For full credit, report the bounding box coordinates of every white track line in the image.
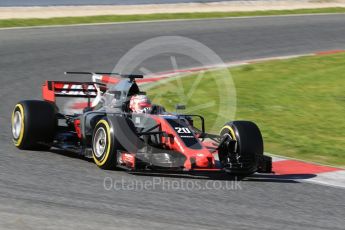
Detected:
[266,153,345,189]
[1,12,345,31]
[302,170,345,189]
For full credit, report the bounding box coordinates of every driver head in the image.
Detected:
[129,94,152,113]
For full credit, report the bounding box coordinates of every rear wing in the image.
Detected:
[42,81,107,102]
[65,72,143,82]
[42,72,145,102]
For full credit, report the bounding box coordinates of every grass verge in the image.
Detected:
[1,7,345,28]
[147,53,345,167]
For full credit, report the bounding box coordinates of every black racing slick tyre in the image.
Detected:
[92,118,118,170]
[11,100,57,150]
[92,116,140,170]
[220,121,264,175]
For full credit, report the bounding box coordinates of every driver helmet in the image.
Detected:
[129,94,152,113]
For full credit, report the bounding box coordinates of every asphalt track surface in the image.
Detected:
[0,14,345,230]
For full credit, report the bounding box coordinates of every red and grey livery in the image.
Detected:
[11,72,272,176]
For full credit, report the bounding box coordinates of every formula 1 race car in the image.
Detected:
[11,72,272,176]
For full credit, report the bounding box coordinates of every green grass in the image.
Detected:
[1,7,345,28]
[147,53,345,167]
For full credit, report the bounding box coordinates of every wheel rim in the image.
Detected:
[12,111,22,139]
[93,127,107,158]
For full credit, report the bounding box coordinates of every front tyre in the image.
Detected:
[219,121,264,175]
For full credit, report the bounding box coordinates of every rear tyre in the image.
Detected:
[11,100,57,150]
[92,116,141,170]
[92,118,118,170]
[220,121,264,175]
